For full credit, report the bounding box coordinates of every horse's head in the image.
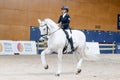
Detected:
[38,19,49,36]
[38,18,59,36]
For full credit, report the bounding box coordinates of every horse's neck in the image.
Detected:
[47,24,59,35]
[46,18,60,36]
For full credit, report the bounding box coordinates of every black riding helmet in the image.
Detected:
[61,6,69,12]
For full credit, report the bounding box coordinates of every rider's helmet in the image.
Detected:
[61,5,69,12]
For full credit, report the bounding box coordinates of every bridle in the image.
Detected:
[40,24,61,37]
[40,24,49,37]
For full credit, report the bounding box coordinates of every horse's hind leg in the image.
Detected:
[41,48,51,69]
[76,58,83,75]
[75,49,84,75]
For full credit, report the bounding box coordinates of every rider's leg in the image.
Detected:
[66,30,75,51]
[69,37,74,51]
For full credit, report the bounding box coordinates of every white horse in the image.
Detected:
[38,18,95,76]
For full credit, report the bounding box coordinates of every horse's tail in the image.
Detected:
[82,43,100,61]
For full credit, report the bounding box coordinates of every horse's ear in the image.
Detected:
[38,19,41,24]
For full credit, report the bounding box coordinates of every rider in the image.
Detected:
[57,5,75,51]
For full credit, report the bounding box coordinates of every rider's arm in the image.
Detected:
[57,15,62,23]
[57,15,62,27]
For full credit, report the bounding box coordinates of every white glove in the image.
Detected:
[56,23,61,27]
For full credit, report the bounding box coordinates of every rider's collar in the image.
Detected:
[63,13,67,18]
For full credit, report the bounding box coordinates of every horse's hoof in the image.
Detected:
[76,69,82,75]
[44,65,49,70]
[63,50,67,54]
[55,74,60,76]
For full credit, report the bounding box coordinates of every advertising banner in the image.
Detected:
[0,40,14,55]
[0,40,37,55]
[14,41,37,55]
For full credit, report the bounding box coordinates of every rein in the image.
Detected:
[48,27,61,36]
[41,24,61,37]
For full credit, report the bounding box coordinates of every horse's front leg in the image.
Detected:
[56,49,63,76]
[41,48,51,69]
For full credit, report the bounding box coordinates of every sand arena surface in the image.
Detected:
[0,54,120,80]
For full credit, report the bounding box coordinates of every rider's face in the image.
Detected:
[61,9,67,14]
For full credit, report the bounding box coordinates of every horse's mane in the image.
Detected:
[44,18,58,28]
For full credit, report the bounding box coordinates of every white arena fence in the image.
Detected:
[99,42,115,54]
[36,41,116,54]
[36,41,47,54]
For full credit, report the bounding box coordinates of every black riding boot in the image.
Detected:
[69,38,75,51]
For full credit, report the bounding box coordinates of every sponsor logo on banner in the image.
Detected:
[0,43,3,52]
[17,43,24,52]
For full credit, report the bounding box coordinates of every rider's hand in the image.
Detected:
[57,23,62,28]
